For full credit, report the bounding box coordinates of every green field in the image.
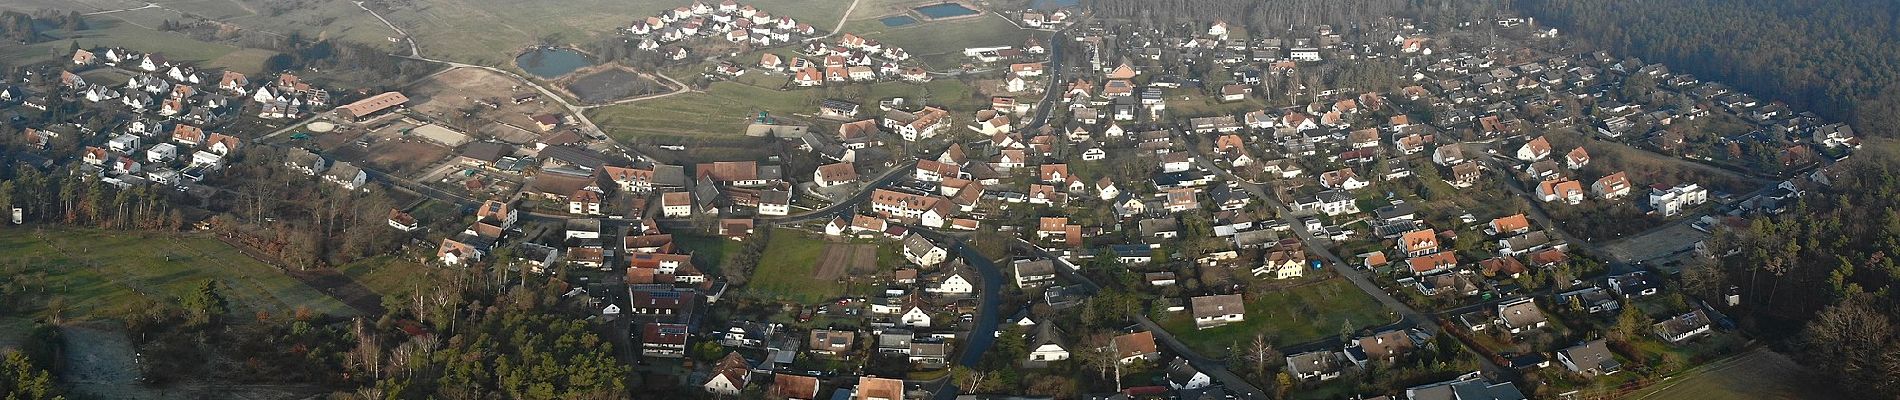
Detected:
[844,13,1035,69]
[0,17,260,67]
[589,82,821,140]
[0,228,357,320]
[741,228,842,304]
[677,234,744,275]
[1158,278,1393,355]
[1624,348,1832,400]
[334,255,433,301]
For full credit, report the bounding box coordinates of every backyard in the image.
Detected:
[1157,278,1393,356]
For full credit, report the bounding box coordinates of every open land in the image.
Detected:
[1157,278,1393,355]
[0,228,358,319]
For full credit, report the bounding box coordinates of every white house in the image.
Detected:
[902,234,948,266]
[1190,294,1245,329]
[1648,183,1708,217]
[900,306,932,328]
[928,271,975,295]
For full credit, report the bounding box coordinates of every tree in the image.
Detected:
[0,351,58,400]
[1610,304,1647,342]
[182,279,229,327]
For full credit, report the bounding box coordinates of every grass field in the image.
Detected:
[742,228,847,304]
[589,82,820,140]
[0,18,256,67]
[1158,278,1393,356]
[677,234,744,276]
[844,13,1034,69]
[0,228,357,320]
[333,255,433,301]
[1624,348,1832,400]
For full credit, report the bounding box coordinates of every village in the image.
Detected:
[0,0,1861,399]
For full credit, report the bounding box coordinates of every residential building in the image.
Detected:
[1190,294,1245,329]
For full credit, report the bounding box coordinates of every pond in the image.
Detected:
[914,3,979,19]
[515,47,593,79]
[880,15,918,27]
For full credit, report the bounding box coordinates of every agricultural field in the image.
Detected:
[0,228,358,320]
[1157,277,1393,355]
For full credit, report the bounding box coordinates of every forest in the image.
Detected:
[1691,143,1900,398]
[1079,0,1506,33]
[1518,0,1900,138]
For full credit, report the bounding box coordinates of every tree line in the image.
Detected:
[1699,144,1900,397]
[1080,0,1505,33]
[1519,0,1900,138]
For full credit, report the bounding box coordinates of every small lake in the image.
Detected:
[515,47,593,79]
[1029,0,1079,8]
[880,15,918,26]
[914,3,979,19]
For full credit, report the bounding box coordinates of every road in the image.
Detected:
[760,160,917,223]
[1021,30,1071,131]
[802,0,862,42]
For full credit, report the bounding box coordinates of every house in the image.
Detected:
[819,99,860,118]
[1219,84,1249,102]
[702,352,751,396]
[1113,331,1160,364]
[1256,249,1306,279]
[1013,259,1057,288]
[323,161,368,190]
[568,190,603,215]
[1167,358,1213,389]
[1592,172,1632,199]
[1480,256,1528,278]
[1319,169,1368,191]
[661,192,694,217]
[1448,162,1483,188]
[1536,179,1585,205]
[1558,340,1621,377]
[1497,297,1549,333]
[899,305,932,327]
[1346,329,1419,366]
[1404,373,1527,400]
[1654,309,1713,343]
[437,238,483,266]
[1286,350,1344,381]
[1566,147,1591,169]
[1190,294,1245,329]
[1489,214,1532,236]
[1296,190,1360,216]
[1609,271,1662,298]
[1026,324,1070,363]
[1498,231,1556,257]
[758,190,791,216]
[809,329,855,356]
[901,234,947,266]
[884,106,952,141]
[771,373,822,400]
[1398,229,1439,257]
[928,268,976,295]
[1516,136,1552,162]
[1408,252,1458,275]
[642,323,690,358]
[854,376,905,400]
[1649,183,1708,217]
